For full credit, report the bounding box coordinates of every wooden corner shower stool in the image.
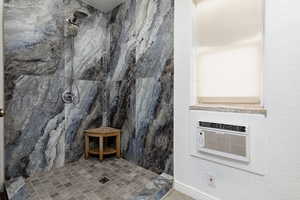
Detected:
[84,127,121,161]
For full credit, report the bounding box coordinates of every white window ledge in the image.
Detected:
[189,104,267,116]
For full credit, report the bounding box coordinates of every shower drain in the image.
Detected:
[99,177,110,184]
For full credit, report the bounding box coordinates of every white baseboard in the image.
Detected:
[174,180,221,200]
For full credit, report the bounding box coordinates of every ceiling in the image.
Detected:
[82,0,126,13]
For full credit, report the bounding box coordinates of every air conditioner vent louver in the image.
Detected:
[204,131,247,157]
[197,121,250,162]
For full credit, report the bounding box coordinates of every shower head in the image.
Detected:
[67,8,90,26]
[66,8,90,37]
[74,9,89,19]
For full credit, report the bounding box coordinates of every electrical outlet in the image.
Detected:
[207,173,216,188]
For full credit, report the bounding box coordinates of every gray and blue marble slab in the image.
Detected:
[106,79,136,160]
[5,75,65,178]
[135,77,173,175]
[5,176,26,200]
[107,0,174,175]
[135,173,173,200]
[135,0,174,78]
[65,80,104,162]
[4,0,64,77]
[4,0,174,180]
[64,0,111,81]
[108,0,137,81]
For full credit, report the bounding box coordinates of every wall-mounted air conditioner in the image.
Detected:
[196,121,250,162]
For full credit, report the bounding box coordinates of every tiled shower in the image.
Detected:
[2,0,173,199]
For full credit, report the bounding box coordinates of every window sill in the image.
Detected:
[189,104,267,116]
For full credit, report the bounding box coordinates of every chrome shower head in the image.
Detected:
[67,8,90,26]
[74,9,89,19]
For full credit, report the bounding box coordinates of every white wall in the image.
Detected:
[174,0,300,200]
[0,0,4,191]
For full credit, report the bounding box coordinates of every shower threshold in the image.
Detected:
[22,158,172,200]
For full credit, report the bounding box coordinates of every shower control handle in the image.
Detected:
[0,108,5,117]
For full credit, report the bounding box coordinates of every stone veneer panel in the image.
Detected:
[107,0,174,175]
[4,0,174,179]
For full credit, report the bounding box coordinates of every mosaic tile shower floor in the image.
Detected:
[23,158,172,200]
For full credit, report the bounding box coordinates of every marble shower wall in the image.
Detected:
[63,0,110,163]
[107,0,174,175]
[4,0,174,179]
[4,0,65,179]
[4,0,109,178]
